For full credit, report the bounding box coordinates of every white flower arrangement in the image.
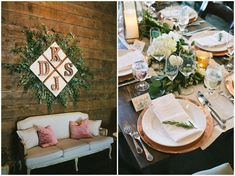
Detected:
[169,55,183,66]
[147,32,182,58]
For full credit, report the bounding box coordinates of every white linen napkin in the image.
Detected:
[151,93,203,142]
[194,31,233,48]
[160,6,194,19]
[118,50,144,72]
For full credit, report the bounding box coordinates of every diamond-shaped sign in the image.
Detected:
[30,42,78,97]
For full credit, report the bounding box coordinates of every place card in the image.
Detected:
[130,40,145,52]
[131,93,151,112]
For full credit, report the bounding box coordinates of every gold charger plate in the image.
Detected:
[137,97,214,154]
[225,72,234,96]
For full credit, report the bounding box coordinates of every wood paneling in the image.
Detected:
[1,1,117,161]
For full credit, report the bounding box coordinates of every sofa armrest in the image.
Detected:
[99,128,108,136]
[18,138,27,157]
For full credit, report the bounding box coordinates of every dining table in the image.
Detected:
[118,3,234,174]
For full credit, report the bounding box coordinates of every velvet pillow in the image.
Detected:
[70,120,93,139]
[36,125,58,148]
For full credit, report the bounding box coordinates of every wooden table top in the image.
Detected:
[118,10,230,169]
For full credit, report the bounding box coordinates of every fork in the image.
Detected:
[219,91,234,103]
[123,125,143,154]
[133,131,154,161]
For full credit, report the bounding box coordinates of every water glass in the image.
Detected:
[132,60,149,92]
[164,57,178,81]
[204,64,223,94]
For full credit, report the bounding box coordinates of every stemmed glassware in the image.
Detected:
[178,6,189,35]
[224,29,234,72]
[204,64,223,95]
[179,49,196,95]
[164,57,179,81]
[132,60,149,92]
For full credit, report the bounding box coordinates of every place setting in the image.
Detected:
[118,1,234,172]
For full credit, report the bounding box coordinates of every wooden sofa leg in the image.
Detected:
[109,146,112,159]
[75,157,79,171]
[27,168,31,175]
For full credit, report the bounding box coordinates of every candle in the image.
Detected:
[123,2,139,43]
[196,50,212,69]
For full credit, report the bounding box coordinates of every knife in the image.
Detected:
[197,91,226,129]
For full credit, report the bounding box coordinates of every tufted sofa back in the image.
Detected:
[17,112,88,139]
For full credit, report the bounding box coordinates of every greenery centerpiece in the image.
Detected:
[3,26,92,111]
[139,11,204,99]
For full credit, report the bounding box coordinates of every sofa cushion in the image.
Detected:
[17,112,88,139]
[57,138,90,157]
[80,136,113,150]
[25,146,63,167]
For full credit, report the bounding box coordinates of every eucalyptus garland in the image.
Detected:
[3,26,92,111]
[139,10,171,38]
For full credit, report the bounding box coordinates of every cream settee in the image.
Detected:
[16,112,113,174]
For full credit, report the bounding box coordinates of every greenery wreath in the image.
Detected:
[4,26,92,111]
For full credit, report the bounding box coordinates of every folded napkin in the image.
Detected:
[118,50,144,72]
[194,31,233,48]
[160,6,194,19]
[151,93,202,142]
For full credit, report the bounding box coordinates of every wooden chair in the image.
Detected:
[198,1,234,31]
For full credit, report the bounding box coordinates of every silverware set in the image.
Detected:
[123,123,153,161]
[197,91,226,129]
[184,26,216,37]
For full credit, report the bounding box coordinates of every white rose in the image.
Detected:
[169,55,183,66]
[182,45,189,52]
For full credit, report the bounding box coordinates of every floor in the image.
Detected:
[16,143,117,175]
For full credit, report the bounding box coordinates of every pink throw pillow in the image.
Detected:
[70,120,93,139]
[36,125,58,148]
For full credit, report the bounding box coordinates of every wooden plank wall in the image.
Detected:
[2,1,117,158]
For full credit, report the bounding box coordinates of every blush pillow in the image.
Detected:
[36,125,58,148]
[70,120,93,139]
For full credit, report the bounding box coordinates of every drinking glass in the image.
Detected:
[132,60,149,92]
[164,57,179,81]
[224,29,234,72]
[204,64,223,95]
[179,50,196,95]
[150,27,161,44]
[178,6,189,35]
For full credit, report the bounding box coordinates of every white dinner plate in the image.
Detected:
[142,99,207,147]
[190,30,234,52]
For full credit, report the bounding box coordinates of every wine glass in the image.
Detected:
[204,64,223,95]
[178,6,189,35]
[224,29,234,72]
[132,60,149,92]
[179,49,196,95]
[164,57,179,81]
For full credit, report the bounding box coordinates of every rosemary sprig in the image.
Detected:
[162,120,195,129]
[218,33,223,41]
